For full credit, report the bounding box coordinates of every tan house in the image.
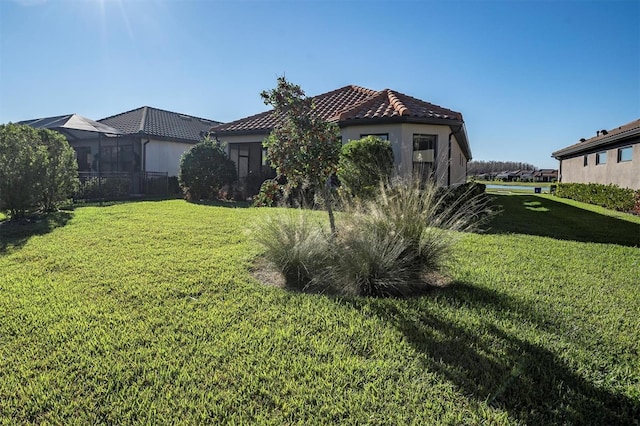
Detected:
[210,85,471,189]
[552,119,639,190]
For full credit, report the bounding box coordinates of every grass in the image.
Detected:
[1,197,638,424]
[474,179,553,187]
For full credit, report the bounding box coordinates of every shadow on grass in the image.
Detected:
[187,199,252,208]
[342,283,639,424]
[487,194,640,247]
[0,211,73,254]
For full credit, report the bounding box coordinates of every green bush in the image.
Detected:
[75,177,130,200]
[253,179,283,207]
[0,124,78,218]
[337,136,394,199]
[179,137,237,201]
[556,183,638,213]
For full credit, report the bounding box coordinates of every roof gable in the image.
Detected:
[99,106,222,142]
[211,85,464,134]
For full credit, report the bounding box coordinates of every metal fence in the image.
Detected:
[75,171,169,201]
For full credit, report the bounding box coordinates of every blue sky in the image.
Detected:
[1,0,638,169]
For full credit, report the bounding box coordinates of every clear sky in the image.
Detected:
[1,0,638,169]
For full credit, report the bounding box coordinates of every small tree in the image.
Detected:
[0,124,48,218]
[38,128,79,212]
[179,136,237,201]
[338,136,394,199]
[261,77,341,233]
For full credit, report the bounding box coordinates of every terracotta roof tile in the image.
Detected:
[211,85,463,134]
[99,106,222,142]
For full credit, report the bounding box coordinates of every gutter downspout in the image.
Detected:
[142,138,150,194]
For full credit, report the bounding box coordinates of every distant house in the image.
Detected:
[211,85,472,189]
[519,170,536,182]
[495,170,520,182]
[534,169,558,183]
[98,106,221,177]
[552,119,639,190]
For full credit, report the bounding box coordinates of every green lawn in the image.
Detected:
[1,197,638,424]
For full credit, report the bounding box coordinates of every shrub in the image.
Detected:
[337,136,394,199]
[0,124,78,217]
[253,179,283,207]
[179,137,237,201]
[75,177,130,200]
[556,183,637,213]
[38,129,79,211]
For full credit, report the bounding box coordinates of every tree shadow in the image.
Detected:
[341,283,639,424]
[487,194,640,247]
[0,211,73,254]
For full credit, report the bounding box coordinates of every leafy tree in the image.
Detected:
[39,128,79,212]
[0,124,48,217]
[261,77,341,233]
[179,136,237,201]
[338,136,394,199]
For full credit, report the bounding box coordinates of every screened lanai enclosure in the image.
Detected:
[20,114,168,200]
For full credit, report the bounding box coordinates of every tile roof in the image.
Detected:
[552,118,640,158]
[211,85,463,134]
[99,106,222,143]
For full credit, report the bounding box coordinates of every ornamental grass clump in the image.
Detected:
[253,210,333,292]
[255,177,494,297]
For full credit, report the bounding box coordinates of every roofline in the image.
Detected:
[98,105,222,125]
[552,127,640,159]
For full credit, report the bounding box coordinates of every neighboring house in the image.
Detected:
[495,171,520,182]
[534,169,558,183]
[98,106,221,178]
[552,119,639,190]
[210,85,471,188]
[519,170,536,182]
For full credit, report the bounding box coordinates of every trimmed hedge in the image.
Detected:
[556,183,640,214]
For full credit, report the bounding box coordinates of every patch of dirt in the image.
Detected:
[250,258,286,288]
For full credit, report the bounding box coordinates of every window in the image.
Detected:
[261,148,268,167]
[583,155,588,167]
[360,133,388,140]
[618,146,632,162]
[413,134,437,179]
[100,144,134,172]
[595,151,607,165]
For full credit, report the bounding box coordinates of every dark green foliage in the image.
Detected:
[337,136,394,199]
[38,129,79,211]
[75,177,130,200]
[556,182,638,213]
[167,176,181,196]
[253,179,282,207]
[179,137,237,201]
[0,124,78,217]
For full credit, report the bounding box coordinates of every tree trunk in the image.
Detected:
[324,177,336,235]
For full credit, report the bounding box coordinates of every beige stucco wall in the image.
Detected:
[216,122,469,187]
[145,139,196,177]
[341,122,467,186]
[560,142,640,190]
